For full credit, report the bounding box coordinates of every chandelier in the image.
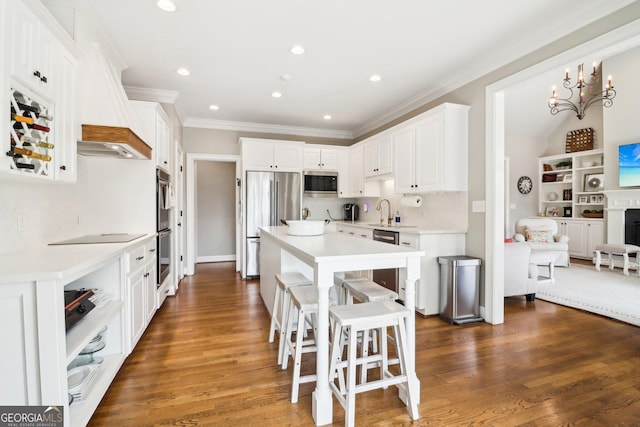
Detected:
[548,63,615,120]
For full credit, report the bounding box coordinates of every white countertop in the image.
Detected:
[0,233,155,283]
[332,221,465,235]
[260,226,424,263]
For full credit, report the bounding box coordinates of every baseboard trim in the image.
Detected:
[197,255,236,263]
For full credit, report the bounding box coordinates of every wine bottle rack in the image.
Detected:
[8,86,54,177]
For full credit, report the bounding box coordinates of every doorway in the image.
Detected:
[485,21,640,324]
[185,153,241,276]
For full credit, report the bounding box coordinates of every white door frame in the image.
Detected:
[185,153,241,276]
[485,20,640,324]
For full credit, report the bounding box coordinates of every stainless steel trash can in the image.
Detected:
[438,256,483,325]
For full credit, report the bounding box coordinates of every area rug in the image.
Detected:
[536,264,640,327]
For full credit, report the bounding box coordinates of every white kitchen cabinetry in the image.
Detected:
[555,218,604,259]
[130,101,172,171]
[399,231,466,316]
[1,0,80,181]
[126,236,157,353]
[363,133,393,178]
[345,145,380,198]
[240,138,304,172]
[0,238,163,427]
[394,103,469,193]
[303,146,339,171]
[338,148,350,197]
[336,223,373,239]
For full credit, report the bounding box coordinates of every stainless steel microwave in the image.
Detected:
[303,171,338,197]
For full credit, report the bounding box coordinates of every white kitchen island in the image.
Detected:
[259,226,425,426]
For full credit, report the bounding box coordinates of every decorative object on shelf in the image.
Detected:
[582,210,604,218]
[563,189,572,201]
[548,63,615,120]
[582,161,596,167]
[545,206,560,217]
[555,160,572,170]
[547,191,559,201]
[542,173,556,182]
[565,128,595,153]
[563,206,572,217]
[543,163,553,171]
[578,196,588,203]
[584,173,604,192]
[563,174,573,182]
[590,195,599,203]
[517,176,532,194]
[596,194,604,203]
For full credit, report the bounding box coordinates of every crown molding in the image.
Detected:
[182,118,353,140]
[124,86,179,104]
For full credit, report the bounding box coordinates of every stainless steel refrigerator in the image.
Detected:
[245,171,301,277]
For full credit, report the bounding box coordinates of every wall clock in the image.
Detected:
[517,176,532,194]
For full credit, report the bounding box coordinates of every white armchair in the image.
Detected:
[504,242,538,301]
[514,218,570,267]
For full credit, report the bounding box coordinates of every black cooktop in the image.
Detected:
[49,233,146,245]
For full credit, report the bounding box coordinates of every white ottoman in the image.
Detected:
[594,243,640,276]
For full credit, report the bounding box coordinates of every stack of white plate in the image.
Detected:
[89,289,110,308]
[67,364,100,401]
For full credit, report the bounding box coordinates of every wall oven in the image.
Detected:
[156,168,172,285]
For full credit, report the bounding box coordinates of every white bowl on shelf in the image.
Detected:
[582,161,596,167]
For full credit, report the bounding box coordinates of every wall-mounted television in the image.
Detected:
[619,142,640,187]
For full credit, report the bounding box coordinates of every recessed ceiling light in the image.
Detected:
[209,105,219,111]
[110,145,119,150]
[369,74,382,82]
[271,91,283,98]
[176,68,190,76]
[290,45,305,55]
[156,0,177,12]
[280,74,292,81]
[323,115,332,120]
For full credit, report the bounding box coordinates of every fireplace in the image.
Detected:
[625,209,640,246]
[604,189,640,244]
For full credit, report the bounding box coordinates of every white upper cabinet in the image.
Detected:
[303,146,339,171]
[2,0,80,181]
[343,144,380,198]
[10,2,57,100]
[363,133,393,178]
[394,103,469,193]
[240,138,304,172]
[130,101,172,172]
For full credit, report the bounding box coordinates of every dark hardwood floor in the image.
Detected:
[89,262,640,426]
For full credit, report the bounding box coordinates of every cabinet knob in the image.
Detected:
[33,70,41,78]
[41,75,47,83]
[59,165,66,171]
[136,256,144,261]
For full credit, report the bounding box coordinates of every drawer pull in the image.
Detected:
[136,256,144,261]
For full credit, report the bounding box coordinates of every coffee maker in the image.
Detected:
[343,203,359,221]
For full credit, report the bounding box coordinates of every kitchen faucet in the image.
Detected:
[376,199,393,226]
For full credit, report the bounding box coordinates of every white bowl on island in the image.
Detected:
[284,220,329,236]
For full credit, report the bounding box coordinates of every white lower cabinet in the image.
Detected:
[126,237,157,353]
[555,218,604,259]
[399,232,466,316]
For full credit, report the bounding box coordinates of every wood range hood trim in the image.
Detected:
[79,124,152,160]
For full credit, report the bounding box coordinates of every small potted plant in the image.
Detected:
[555,160,572,170]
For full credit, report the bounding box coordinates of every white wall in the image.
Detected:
[196,161,236,261]
[603,44,640,191]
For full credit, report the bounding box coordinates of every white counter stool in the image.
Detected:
[341,278,399,304]
[340,277,399,371]
[269,272,313,365]
[328,300,419,427]
[281,286,319,403]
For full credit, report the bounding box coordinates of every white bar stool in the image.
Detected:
[328,300,419,427]
[342,278,399,304]
[268,272,313,366]
[282,286,319,403]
